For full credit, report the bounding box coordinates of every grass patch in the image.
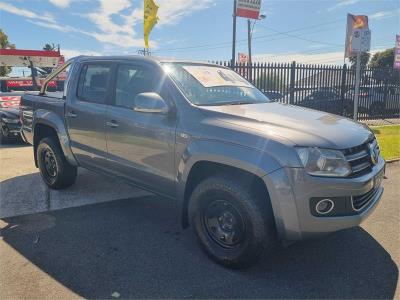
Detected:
[371,125,400,161]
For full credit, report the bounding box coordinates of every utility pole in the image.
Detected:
[247,14,265,65]
[231,0,237,68]
[247,19,252,65]
[353,51,361,121]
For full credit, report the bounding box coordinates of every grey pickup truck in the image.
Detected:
[20,56,385,268]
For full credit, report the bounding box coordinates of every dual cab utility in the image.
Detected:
[20,56,385,268]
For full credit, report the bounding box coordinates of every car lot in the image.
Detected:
[0,142,399,299]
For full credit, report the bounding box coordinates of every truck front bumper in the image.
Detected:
[263,156,385,241]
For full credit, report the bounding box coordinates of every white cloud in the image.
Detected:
[370,9,400,21]
[86,0,143,48]
[253,51,346,65]
[84,0,212,48]
[61,48,102,59]
[1,0,213,49]
[27,20,78,33]
[253,47,387,65]
[327,0,360,12]
[49,0,71,8]
[157,0,213,25]
[0,2,55,23]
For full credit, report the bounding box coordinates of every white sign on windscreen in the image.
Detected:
[182,66,252,88]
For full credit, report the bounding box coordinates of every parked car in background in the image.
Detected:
[21,56,385,268]
[345,85,400,117]
[262,90,283,101]
[0,92,23,144]
[297,89,353,117]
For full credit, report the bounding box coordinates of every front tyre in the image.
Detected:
[0,122,6,145]
[189,174,277,268]
[37,137,77,189]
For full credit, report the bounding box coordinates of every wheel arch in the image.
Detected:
[177,139,282,228]
[33,110,77,167]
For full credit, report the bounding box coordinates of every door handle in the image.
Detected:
[66,111,78,118]
[106,120,119,128]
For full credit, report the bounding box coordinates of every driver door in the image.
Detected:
[105,63,177,197]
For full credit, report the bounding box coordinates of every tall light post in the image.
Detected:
[247,14,266,65]
[231,0,237,68]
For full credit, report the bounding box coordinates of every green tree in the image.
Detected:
[348,52,370,69]
[369,48,395,68]
[368,48,399,85]
[0,29,16,77]
[42,43,58,74]
[43,43,56,51]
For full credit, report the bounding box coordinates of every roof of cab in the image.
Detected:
[71,55,224,67]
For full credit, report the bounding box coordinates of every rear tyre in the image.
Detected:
[189,174,277,268]
[37,137,77,189]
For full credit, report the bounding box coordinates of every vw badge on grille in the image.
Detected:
[369,143,378,165]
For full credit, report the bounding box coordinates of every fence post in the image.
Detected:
[383,78,388,118]
[289,61,296,104]
[340,63,347,116]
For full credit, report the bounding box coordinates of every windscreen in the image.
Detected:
[163,63,270,106]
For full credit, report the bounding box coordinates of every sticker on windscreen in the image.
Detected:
[182,66,252,88]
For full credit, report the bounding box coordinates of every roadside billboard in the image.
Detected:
[344,14,369,57]
[394,34,400,69]
[0,49,61,67]
[236,0,262,19]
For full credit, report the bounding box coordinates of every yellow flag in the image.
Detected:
[144,0,159,48]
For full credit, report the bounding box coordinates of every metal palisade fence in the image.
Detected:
[214,61,400,121]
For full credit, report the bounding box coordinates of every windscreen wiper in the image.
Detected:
[199,101,258,106]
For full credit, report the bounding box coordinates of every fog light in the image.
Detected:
[315,199,334,215]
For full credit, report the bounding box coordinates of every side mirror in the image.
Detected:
[133,92,169,114]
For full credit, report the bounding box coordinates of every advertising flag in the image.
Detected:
[144,0,159,48]
[344,14,369,57]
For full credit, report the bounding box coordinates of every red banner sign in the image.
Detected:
[6,80,57,88]
[0,96,21,108]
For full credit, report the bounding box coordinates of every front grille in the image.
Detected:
[352,187,379,211]
[343,138,378,177]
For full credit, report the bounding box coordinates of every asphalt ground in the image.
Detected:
[0,142,399,299]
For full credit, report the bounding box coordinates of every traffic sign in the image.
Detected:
[351,29,371,52]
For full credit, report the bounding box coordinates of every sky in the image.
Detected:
[0,0,399,74]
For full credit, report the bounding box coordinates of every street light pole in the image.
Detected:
[247,19,252,65]
[231,0,237,68]
[247,14,265,65]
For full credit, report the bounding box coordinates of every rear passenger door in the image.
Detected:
[105,63,176,196]
[66,62,113,170]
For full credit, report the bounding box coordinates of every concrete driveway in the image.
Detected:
[1,143,399,299]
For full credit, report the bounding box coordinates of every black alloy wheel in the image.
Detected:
[202,199,246,249]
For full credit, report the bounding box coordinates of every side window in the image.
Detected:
[115,64,155,109]
[77,64,111,104]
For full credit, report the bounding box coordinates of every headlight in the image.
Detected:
[1,117,19,124]
[296,147,351,177]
